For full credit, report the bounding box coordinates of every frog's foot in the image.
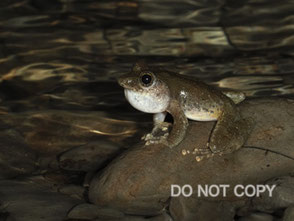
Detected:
[144,133,169,146]
[209,131,233,154]
[142,122,171,146]
[193,146,212,156]
[208,116,254,154]
[192,146,214,162]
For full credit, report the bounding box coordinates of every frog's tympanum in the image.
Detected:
[118,62,252,157]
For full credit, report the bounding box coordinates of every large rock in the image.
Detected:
[89,98,294,218]
[59,140,122,172]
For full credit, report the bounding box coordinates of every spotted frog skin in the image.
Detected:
[118,62,252,156]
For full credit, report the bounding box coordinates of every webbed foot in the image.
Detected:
[142,122,170,146]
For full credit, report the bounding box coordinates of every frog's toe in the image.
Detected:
[193,147,212,156]
[195,152,215,162]
[192,146,215,161]
[141,133,153,141]
[144,134,169,146]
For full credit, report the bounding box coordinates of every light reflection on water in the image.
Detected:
[1,0,294,147]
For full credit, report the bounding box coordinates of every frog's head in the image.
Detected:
[118,62,170,113]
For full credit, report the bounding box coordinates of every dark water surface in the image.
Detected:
[1,0,294,104]
[1,0,294,220]
[1,0,294,152]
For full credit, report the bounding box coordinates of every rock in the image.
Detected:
[0,128,37,178]
[95,216,145,221]
[59,140,122,171]
[58,184,86,200]
[150,213,173,221]
[169,196,237,221]
[67,203,125,220]
[0,178,82,221]
[94,213,172,221]
[237,212,274,221]
[283,206,294,221]
[38,155,60,171]
[88,98,294,216]
[252,176,294,212]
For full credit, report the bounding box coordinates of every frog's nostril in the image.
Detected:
[117,76,125,86]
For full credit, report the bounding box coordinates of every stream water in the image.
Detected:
[0,0,294,219]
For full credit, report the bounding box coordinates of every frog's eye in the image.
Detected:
[140,73,154,87]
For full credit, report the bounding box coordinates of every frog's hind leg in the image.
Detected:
[208,106,253,155]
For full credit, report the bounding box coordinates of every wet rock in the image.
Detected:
[67,203,125,220]
[149,213,173,221]
[94,213,172,221]
[283,206,294,221]
[89,98,294,216]
[169,196,237,221]
[58,184,86,200]
[252,176,294,212]
[0,178,82,221]
[38,155,60,171]
[42,170,84,187]
[237,212,274,221]
[0,128,37,178]
[59,140,121,171]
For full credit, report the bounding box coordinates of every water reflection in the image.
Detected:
[1,1,294,220]
[0,0,294,151]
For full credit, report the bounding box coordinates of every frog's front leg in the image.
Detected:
[208,105,250,154]
[143,112,170,144]
[165,100,189,148]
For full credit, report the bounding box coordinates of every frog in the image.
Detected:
[118,62,253,156]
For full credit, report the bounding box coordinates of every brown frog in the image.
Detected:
[118,62,253,156]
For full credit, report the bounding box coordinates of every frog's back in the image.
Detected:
[158,71,234,121]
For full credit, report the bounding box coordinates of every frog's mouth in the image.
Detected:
[118,78,134,90]
[117,76,127,87]
[117,73,138,90]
